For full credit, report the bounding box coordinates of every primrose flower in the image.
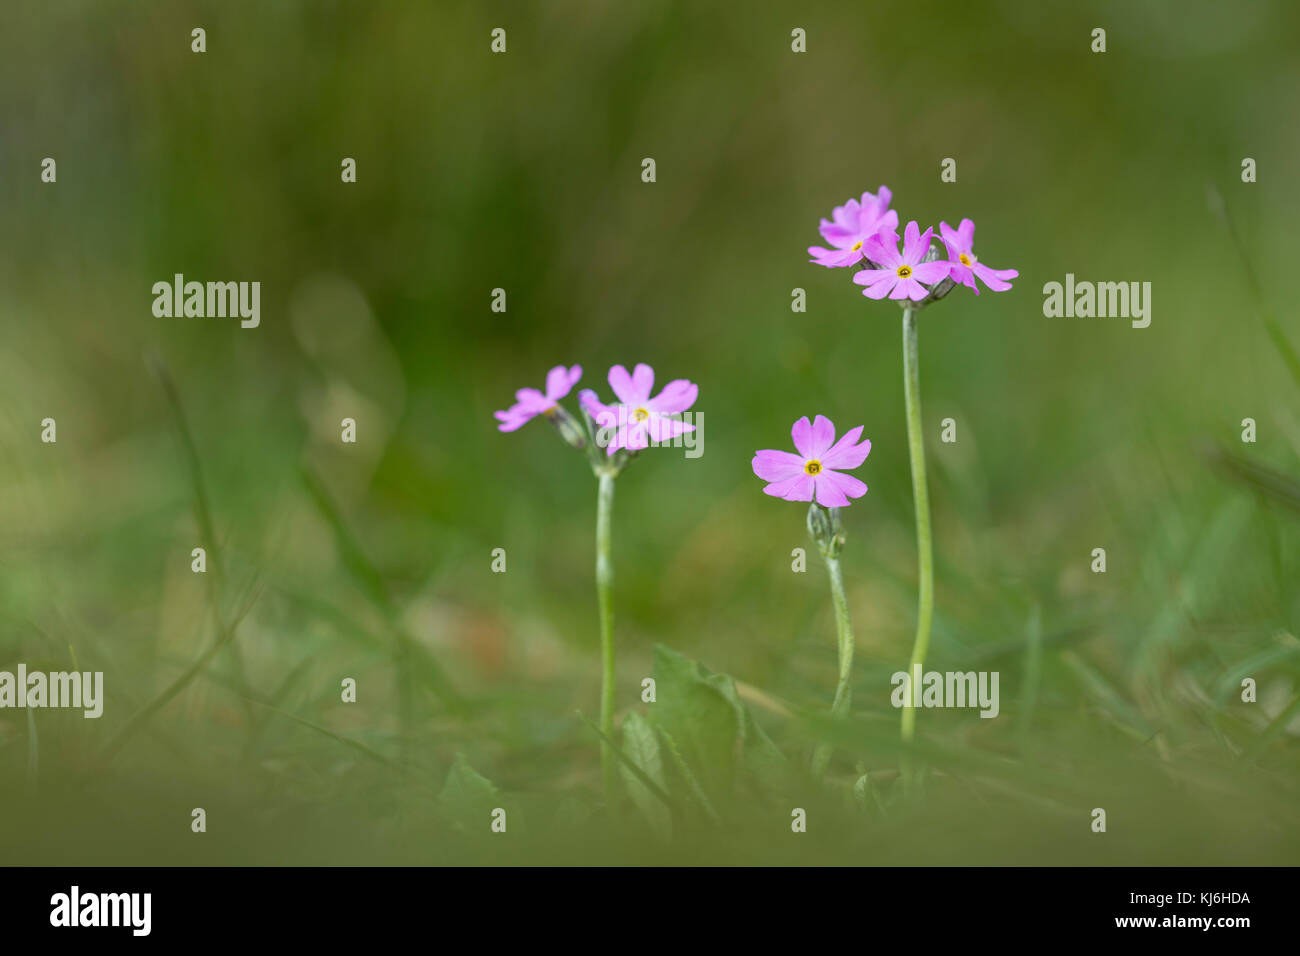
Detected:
[808,187,900,268]
[494,364,582,431]
[853,221,951,302]
[752,415,871,508]
[939,219,1019,295]
[580,363,698,455]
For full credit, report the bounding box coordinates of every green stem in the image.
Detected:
[811,549,855,779]
[900,307,934,752]
[595,470,617,804]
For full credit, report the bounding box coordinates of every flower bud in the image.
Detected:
[806,502,831,543]
[548,405,588,451]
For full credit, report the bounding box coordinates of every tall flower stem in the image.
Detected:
[594,469,617,803]
[811,542,855,780]
[900,306,934,758]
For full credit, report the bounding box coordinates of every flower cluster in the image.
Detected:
[808,186,1018,302]
[495,362,698,469]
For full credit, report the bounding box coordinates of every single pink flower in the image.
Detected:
[807,187,900,268]
[494,364,582,431]
[580,363,698,456]
[939,219,1018,295]
[853,221,951,301]
[752,415,871,508]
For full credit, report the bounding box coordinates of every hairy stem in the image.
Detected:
[595,470,617,804]
[811,549,855,779]
[900,307,935,757]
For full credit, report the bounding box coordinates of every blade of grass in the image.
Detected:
[301,465,464,720]
[1206,444,1300,516]
[1207,183,1300,388]
[1017,603,1043,756]
[97,577,263,763]
[575,711,680,815]
[149,355,257,724]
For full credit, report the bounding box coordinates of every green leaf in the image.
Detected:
[620,711,671,838]
[649,644,786,802]
[439,753,500,831]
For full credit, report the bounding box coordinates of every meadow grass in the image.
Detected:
[1,0,1299,865]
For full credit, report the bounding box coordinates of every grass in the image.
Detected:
[1,0,1299,866]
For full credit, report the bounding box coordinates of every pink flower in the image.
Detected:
[807,187,900,268]
[494,364,582,432]
[752,415,871,508]
[580,363,698,456]
[853,221,951,301]
[939,219,1018,295]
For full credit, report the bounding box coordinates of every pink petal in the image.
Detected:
[912,260,951,284]
[494,408,532,432]
[763,474,814,502]
[630,363,655,400]
[902,223,934,266]
[957,218,975,249]
[946,264,978,293]
[609,364,655,405]
[648,379,698,414]
[821,469,868,501]
[864,232,901,268]
[939,221,962,252]
[901,221,922,262]
[514,387,552,413]
[821,426,870,470]
[623,421,651,451]
[972,263,1017,292]
[809,414,836,458]
[545,364,581,400]
[813,476,850,508]
[831,199,861,232]
[861,276,897,299]
[607,365,636,404]
[791,416,815,458]
[818,222,857,247]
[603,424,630,455]
[889,279,914,300]
[605,422,649,456]
[752,449,806,482]
[579,389,615,426]
[809,246,864,268]
[872,209,900,236]
[853,268,894,286]
[647,415,695,442]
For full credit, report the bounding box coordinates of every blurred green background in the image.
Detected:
[2,0,1299,864]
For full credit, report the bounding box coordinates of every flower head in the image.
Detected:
[853,221,951,301]
[808,187,900,268]
[580,363,697,456]
[752,415,871,508]
[494,364,582,431]
[939,219,1018,295]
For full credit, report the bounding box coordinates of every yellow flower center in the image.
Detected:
[959,253,972,266]
[633,408,649,422]
[896,265,912,279]
[804,460,822,476]
[850,241,864,251]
